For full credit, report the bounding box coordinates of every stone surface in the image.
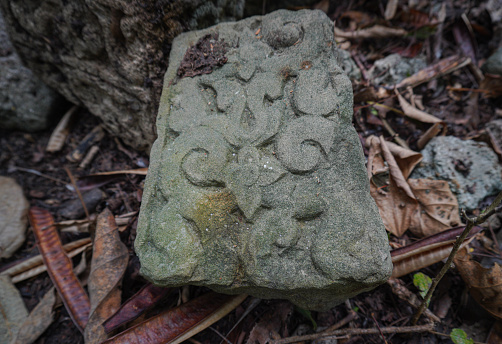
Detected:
[0,12,62,131]
[136,9,392,310]
[0,0,244,150]
[368,53,426,85]
[0,176,28,259]
[411,136,502,211]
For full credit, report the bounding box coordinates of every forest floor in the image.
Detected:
[1,0,502,343]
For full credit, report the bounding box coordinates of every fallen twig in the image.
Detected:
[271,324,435,344]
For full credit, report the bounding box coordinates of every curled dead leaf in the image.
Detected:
[367,136,418,237]
[391,226,482,277]
[396,91,442,124]
[454,247,502,320]
[102,292,247,344]
[84,208,129,343]
[103,283,172,334]
[28,207,90,333]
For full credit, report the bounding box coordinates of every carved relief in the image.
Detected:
[136,9,392,310]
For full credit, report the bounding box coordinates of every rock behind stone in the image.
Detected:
[136,10,392,310]
[411,136,502,211]
[0,176,28,259]
[0,0,244,150]
[0,12,62,131]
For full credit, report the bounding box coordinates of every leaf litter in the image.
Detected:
[1,0,502,342]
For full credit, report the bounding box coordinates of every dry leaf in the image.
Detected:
[454,247,502,320]
[408,179,462,237]
[384,0,398,20]
[368,136,460,238]
[367,136,418,237]
[102,292,247,344]
[396,91,442,123]
[46,106,78,152]
[385,141,423,179]
[11,287,56,344]
[2,238,92,284]
[246,302,293,344]
[391,226,482,278]
[28,207,90,333]
[480,73,502,98]
[103,283,172,334]
[396,55,470,89]
[417,122,446,150]
[0,275,28,343]
[84,209,129,344]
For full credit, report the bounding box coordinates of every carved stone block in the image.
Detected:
[136,9,392,310]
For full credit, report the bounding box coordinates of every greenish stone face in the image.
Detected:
[136,9,392,310]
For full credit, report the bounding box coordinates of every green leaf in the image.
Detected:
[450,328,474,344]
[413,272,432,299]
[295,307,317,331]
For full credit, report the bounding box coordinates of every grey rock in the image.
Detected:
[411,136,502,211]
[59,188,105,219]
[481,46,502,76]
[0,12,61,131]
[337,49,361,81]
[0,176,28,259]
[136,10,392,310]
[0,0,244,150]
[368,53,426,85]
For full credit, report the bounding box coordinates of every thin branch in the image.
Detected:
[412,190,502,324]
[271,324,434,344]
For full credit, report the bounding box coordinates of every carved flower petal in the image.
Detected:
[257,154,287,186]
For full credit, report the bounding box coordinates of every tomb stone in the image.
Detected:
[135,9,392,310]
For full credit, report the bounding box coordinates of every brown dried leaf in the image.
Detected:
[28,207,90,333]
[103,292,247,344]
[454,247,502,320]
[396,55,470,89]
[391,226,482,278]
[480,73,502,98]
[385,141,423,179]
[11,287,56,344]
[103,283,172,333]
[487,320,502,344]
[396,91,442,123]
[246,302,293,344]
[417,122,446,150]
[46,106,77,152]
[334,25,408,39]
[84,209,129,344]
[408,179,462,237]
[399,8,436,28]
[367,136,418,237]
